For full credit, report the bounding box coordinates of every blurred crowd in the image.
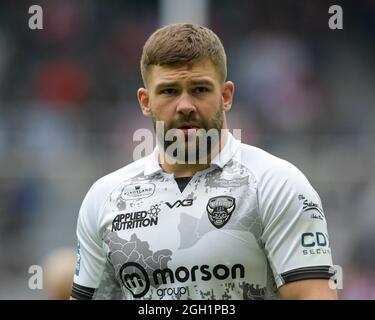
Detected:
[0,0,374,299]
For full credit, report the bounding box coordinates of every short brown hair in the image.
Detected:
[140,23,227,85]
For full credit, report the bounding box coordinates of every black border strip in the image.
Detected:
[280,265,335,284]
[71,282,96,300]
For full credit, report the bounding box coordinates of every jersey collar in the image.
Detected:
[210,132,241,169]
[143,132,241,177]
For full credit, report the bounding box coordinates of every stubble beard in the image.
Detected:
[151,102,224,164]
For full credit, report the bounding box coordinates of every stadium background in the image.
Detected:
[0,0,374,299]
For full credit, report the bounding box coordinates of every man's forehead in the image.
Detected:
[149,59,219,85]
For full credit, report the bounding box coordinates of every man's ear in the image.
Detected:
[222,81,235,112]
[137,88,152,116]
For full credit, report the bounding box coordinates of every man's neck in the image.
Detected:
[162,162,209,178]
[159,130,228,178]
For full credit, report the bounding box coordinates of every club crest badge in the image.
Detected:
[206,196,236,229]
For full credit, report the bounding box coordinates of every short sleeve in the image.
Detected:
[258,160,335,288]
[71,184,108,299]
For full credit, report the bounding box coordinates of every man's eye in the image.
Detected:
[193,87,209,94]
[161,88,178,95]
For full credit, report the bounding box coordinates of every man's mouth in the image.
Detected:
[178,125,200,134]
[178,123,201,129]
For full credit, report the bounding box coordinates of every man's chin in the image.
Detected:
[163,143,212,164]
[162,127,222,163]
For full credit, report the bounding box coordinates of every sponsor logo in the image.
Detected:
[120,262,150,298]
[75,242,81,276]
[210,176,249,188]
[156,286,189,299]
[121,183,155,200]
[112,205,161,231]
[165,199,193,209]
[241,283,267,300]
[206,196,236,229]
[119,262,245,299]
[301,232,331,255]
[298,194,325,220]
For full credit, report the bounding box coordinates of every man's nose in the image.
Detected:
[176,93,196,116]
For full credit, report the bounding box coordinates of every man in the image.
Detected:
[71,23,337,300]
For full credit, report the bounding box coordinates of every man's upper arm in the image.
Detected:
[258,159,336,296]
[71,183,107,300]
[279,279,338,300]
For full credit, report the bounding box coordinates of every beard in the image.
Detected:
[152,102,224,164]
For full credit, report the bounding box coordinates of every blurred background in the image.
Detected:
[0,0,374,299]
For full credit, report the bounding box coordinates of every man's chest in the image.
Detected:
[96,170,271,299]
[100,169,260,248]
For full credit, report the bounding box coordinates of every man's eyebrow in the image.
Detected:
[154,81,179,90]
[154,79,215,91]
[188,79,215,86]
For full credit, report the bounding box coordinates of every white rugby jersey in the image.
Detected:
[72,133,334,300]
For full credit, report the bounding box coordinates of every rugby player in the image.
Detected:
[70,23,337,300]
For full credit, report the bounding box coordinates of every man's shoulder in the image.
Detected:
[85,156,149,200]
[236,143,306,182]
[77,157,152,222]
